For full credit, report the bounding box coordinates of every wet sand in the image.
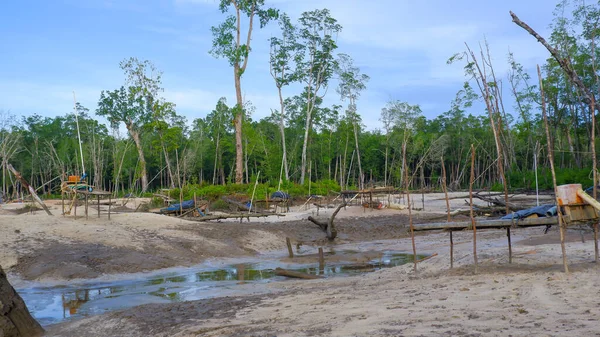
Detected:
[4,192,600,336]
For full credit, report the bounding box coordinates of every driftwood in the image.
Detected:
[0,265,44,337]
[274,268,322,279]
[307,202,347,240]
[7,164,52,216]
[473,193,523,212]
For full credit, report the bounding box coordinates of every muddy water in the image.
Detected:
[19,250,422,326]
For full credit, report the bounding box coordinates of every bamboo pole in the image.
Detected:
[441,155,453,268]
[469,144,478,273]
[441,156,451,222]
[538,65,569,273]
[249,171,260,214]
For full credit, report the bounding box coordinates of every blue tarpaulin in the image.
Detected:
[501,204,556,220]
[271,191,290,200]
[161,200,195,213]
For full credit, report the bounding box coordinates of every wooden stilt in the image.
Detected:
[61,192,65,216]
[74,191,77,217]
[286,237,294,258]
[108,195,111,220]
[469,144,478,274]
[595,223,599,263]
[450,231,454,269]
[318,247,324,272]
[507,227,512,264]
[97,195,100,218]
[85,194,88,220]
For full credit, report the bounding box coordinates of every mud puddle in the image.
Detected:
[20,250,421,325]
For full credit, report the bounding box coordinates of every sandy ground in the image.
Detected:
[0,192,489,282]
[5,192,599,336]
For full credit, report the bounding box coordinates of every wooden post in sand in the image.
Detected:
[318,247,325,272]
[402,142,417,273]
[469,144,478,274]
[441,156,453,268]
[507,227,512,264]
[286,237,294,258]
[449,231,454,269]
[539,65,569,273]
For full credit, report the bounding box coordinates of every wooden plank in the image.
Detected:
[413,217,558,231]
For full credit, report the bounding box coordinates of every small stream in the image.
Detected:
[18,250,422,326]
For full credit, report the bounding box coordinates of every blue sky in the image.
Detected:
[0,0,556,131]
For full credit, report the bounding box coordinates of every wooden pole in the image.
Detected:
[6,164,52,216]
[61,191,65,216]
[97,195,100,218]
[403,142,417,273]
[469,144,478,273]
[108,195,111,220]
[286,237,294,258]
[441,156,451,222]
[507,227,512,264]
[249,171,260,214]
[450,231,454,269]
[538,64,569,273]
[318,247,324,272]
[85,193,88,220]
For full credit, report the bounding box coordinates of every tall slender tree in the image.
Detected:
[211,0,278,184]
[296,9,342,184]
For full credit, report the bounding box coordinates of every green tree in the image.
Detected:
[269,13,302,182]
[336,53,369,189]
[296,9,342,184]
[210,0,278,184]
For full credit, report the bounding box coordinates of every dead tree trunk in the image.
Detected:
[307,202,346,240]
[7,164,52,216]
[0,266,44,337]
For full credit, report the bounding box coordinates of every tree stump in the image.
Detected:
[0,266,44,337]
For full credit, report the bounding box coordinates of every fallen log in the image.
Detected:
[274,268,322,279]
[184,213,285,222]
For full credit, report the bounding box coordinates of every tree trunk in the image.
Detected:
[277,87,289,181]
[0,266,44,337]
[300,107,312,185]
[127,126,148,192]
[233,64,244,184]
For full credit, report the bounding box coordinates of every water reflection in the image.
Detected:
[20,251,420,326]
